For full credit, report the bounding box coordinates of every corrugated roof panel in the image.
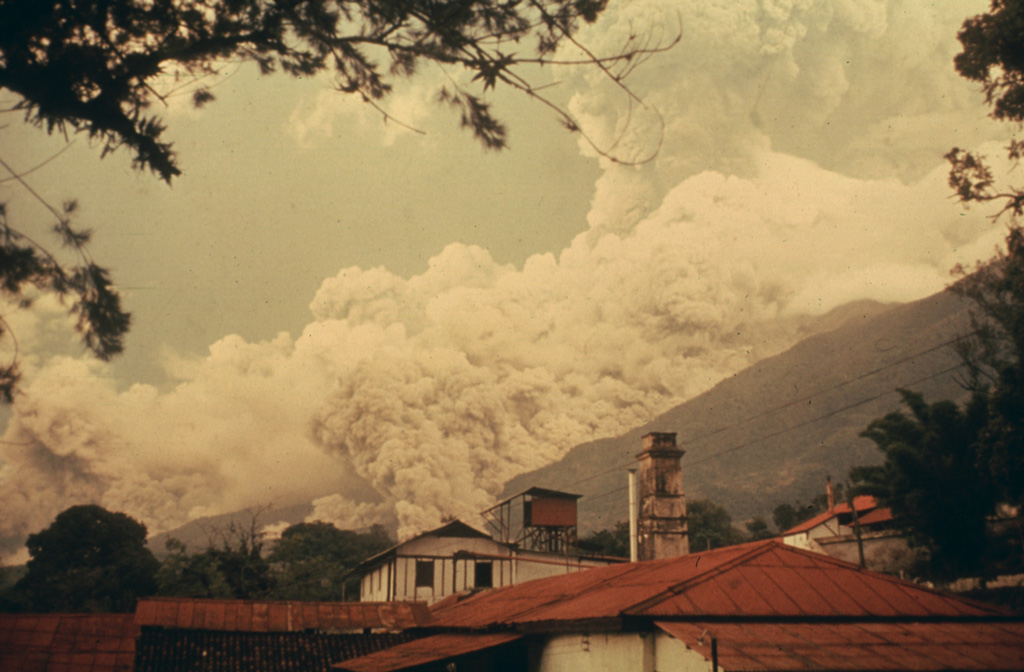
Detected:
[302,602,320,629]
[267,603,289,631]
[656,621,1024,671]
[207,601,229,630]
[133,600,158,626]
[360,603,380,628]
[251,602,269,632]
[670,574,745,614]
[335,632,521,672]
[222,602,240,631]
[432,541,1011,628]
[236,601,253,631]
[175,598,194,629]
[723,566,783,613]
[156,600,177,627]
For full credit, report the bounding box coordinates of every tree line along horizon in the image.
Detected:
[0,486,850,614]
[1,0,1023,612]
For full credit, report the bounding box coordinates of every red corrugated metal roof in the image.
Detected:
[656,621,1024,671]
[333,632,521,672]
[0,613,138,672]
[429,540,1008,628]
[134,598,431,632]
[783,496,879,535]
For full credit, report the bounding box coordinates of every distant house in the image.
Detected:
[335,538,1024,672]
[781,494,921,573]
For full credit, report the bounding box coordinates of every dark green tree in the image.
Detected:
[156,537,234,599]
[744,517,773,540]
[578,521,629,558]
[0,0,674,401]
[850,390,994,578]
[770,482,843,533]
[944,1,1024,510]
[949,229,1024,508]
[7,504,159,612]
[687,499,745,551]
[268,521,393,600]
[948,0,1024,218]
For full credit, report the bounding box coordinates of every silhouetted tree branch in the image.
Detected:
[0,0,675,401]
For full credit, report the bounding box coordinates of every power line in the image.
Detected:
[578,362,968,529]
[566,340,967,491]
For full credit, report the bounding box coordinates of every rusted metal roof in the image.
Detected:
[481,487,582,514]
[134,598,431,632]
[656,620,1024,671]
[333,632,521,672]
[0,613,138,672]
[430,540,1008,628]
[783,496,879,535]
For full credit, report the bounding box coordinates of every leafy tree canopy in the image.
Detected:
[687,498,746,552]
[157,508,276,599]
[6,504,159,612]
[0,0,672,182]
[578,520,629,558]
[267,521,392,600]
[850,390,994,578]
[948,0,1024,217]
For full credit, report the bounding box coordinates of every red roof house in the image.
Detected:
[334,539,1024,672]
[781,495,917,573]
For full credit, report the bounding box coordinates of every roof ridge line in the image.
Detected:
[622,540,780,616]
[766,541,1014,612]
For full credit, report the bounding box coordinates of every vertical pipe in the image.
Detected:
[711,637,718,672]
[628,468,639,562]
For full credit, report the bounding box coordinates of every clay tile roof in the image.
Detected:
[858,506,895,526]
[333,632,521,672]
[133,628,410,672]
[783,496,879,535]
[134,598,431,633]
[429,540,1009,628]
[0,613,138,672]
[656,621,1024,671]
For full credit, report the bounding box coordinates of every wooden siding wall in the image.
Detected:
[361,555,515,603]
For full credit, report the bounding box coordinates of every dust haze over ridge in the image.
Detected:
[0,0,1011,560]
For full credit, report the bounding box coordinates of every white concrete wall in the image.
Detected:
[530,632,710,672]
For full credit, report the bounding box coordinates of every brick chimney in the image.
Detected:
[636,432,688,560]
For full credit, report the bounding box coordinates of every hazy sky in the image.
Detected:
[0,0,1012,560]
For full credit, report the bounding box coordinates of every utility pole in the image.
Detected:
[847,486,865,568]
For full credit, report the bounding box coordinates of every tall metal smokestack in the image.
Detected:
[636,432,688,560]
[628,469,638,562]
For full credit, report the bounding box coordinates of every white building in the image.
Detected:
[357,489,623,604]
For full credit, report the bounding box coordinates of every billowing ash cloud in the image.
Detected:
[0,0,1010,555]
[565,0,1001,231]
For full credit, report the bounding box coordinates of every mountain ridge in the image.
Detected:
[502,288,975,532]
